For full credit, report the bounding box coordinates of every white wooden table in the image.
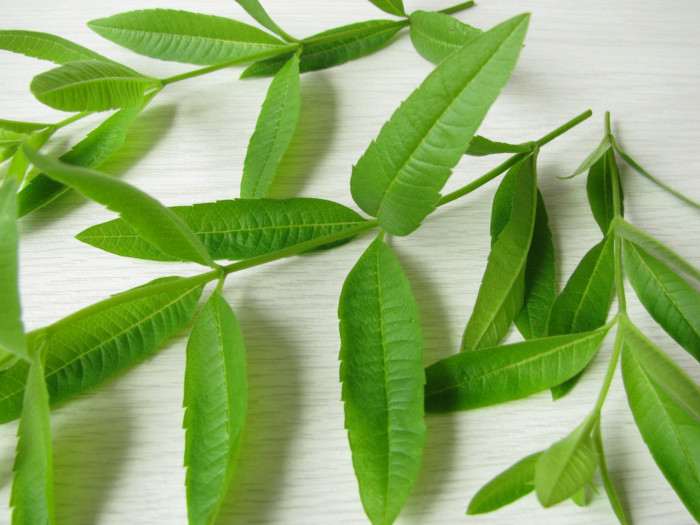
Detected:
[1,0,699,523]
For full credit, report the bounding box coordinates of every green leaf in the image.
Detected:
[0,179,28,361]
[5,129,54,186]
[571,486,588,507]
[587,148,623,234]
[592,422,629,525]
[241,19,403,78]
[409,10,482,65]
[88,9,289,66]
[1,146,18,165]
[351,14,530,236]
[241,54,300,198]
[368,0,406,16]
[425,327,610,412]
[10,357,54,525]
[466,135,530,156]
[184,291,247,525]
[462,154,537,351]
[624,241,700,362]
[622,323,700,521]
[30,60,158,112]
[234,0,297,42]
[0,119,50,134]
[19,106,143,216]
[0,29,113,65]
[467,452,541,515]
[23,145,215,267]
[76,198,368,262]
[564,134,611,179]
[535,414,599,507]
[339,237,425,525]
[612,217,700,283]
[0,276,205,424]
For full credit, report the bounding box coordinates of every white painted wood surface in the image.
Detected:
[1,0,699,523]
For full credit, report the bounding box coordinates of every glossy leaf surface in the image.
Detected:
[0,30,112,65]
[409,10,482,64]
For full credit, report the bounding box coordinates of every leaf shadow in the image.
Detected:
[214,294,303,524]
[266,73,337,199]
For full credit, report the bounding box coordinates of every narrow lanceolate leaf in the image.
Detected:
[351,14,529,236]
[88,9,289,65]
[409,11,482,65]
[462,154,537,351]
[30,60,158,112]
[612,217,700,282]
[587,148,622,234]
[622,324,700,521]
[23,145,214,267]
[467,452,541,515]
[339,237,425,525]
[535,415,599,508]
[77,198,368,262]
[241,19,404,78]
[19,106,143,216]
[241,54,300,198]
[234,0,296,42]
[0,276,205,424]
[466,135,530,156]
[0,179,28,361]
[10,357,54,525]
[625,241,700,362]
[565,134,611,179]
[5,129,54,186]
[184,291,246,525]
[0,119,50,135]
[367,0,405,16]
[592,423,629,525]
[425,327,610,412]
[0,30,113,65]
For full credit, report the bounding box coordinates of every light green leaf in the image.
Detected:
[467,452,541,515]
[368,0,406,16]
[612,217,700,282]
[462,154,537,351]
[466,135,530,157]
[0,129,27,147]
[535,414,599,507]
[1,147,18,165]
[564,134,611,179]
[5,129,54,185]
[592,422,629,525]
[88,9,289,65]
[241,54,300,198]
[622,324,700,521]
[0,276,205,424]
[0,179,28,361]
[241,19,404,78]
[625,241,700,362]
[234,0,297,42]
[0,119,50,134]
[23,145,215,267]
[0,29,113,65]
[339,237,425,525]
[571,487,588,507]
[76,198,368,262]
[10,357,54,525]
[184,291,247,525]
[351,14,529,236]
[30,60,158,112]
[19,106,143,216]
[587,148,623,234]
[425,326,610,412]
[409,10,482,65]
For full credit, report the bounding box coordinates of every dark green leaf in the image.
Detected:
[184,291,247,525]
[587,148,622,234]
[88,9,290,65]
[339,237,425,525]
[462,154,537,350]
[351,14,529,236]
[30,60,158,112]
[367,0,406,16]
[0,29,113,65]
[409,10,482,65]
[241,54,300,198]
[467,452,541,515]
[23,145,215,267]
[625,241,700,362]
[10,357,54,525]
[466,135,530,157]
[234,0,297,42]
[76,198,368,262]
[425,327,609,412]
[622,323,700,521]
[0,276,205,424]
[241,19,403,78]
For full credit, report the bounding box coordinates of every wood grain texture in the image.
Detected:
[1,0,699,523]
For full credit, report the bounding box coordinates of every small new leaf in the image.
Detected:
[234,0,297,42]
[466,135,530,157]
[0,29,113,65]
[409,11,482,65]
[565,134,611,179]
[339,237,425,525]
[367,0,406,17]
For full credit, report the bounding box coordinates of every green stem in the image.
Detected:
[608,113,627,313]
[439,1,477,15]
[160,44,301,85]
[535,109,593,148]
[593,319,624,415]
[51,111,92,131]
